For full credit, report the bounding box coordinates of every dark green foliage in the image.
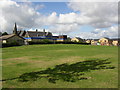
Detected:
[28,40,53,45]
[2,32,8,36]
[2,41,20,47]
[0,32,2,36]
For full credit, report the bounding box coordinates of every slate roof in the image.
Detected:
[103,37,110,39]
[27,31,44,37]
[18,31,53,37]
[93,39,99,41]
[75,37,83,40]
[110,38,120,41]
[0,34,25,40]
[0,34,15,40]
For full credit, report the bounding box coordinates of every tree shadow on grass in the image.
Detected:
[2,58,115,83]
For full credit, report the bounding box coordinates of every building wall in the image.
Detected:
[112,40,118,46]
[71,38,79,42]
[99,38,111,46]
[86,40,91,43]
[99,38,108,43]
[91,40,98,45]
[24,32,30,37]
[57,39,64,42]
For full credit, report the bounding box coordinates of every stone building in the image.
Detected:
[71,37,84,43]
[0,23,25,46]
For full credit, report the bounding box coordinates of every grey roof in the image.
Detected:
[0,34,15,40]
[26,31,52,37]
[103,37,110,39]
[110,38,120,41]
[0,34,25,40]
[75,37,83,40]
[93,39,99,41]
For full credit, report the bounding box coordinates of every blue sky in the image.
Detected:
[34,2,74,15]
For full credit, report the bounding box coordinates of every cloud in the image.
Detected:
[34,4,45,10]
[58,12,77,24]
[0,0,44,33]
[49,23,79,34]
[68,1,118,28]
[76,25,118,39]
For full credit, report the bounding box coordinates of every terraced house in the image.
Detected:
[15,24,67,43]
[99,37,119,46]
[18,29,53,42]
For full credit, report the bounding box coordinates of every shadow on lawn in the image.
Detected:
[2,58,115,83]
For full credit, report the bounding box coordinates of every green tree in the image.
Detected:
[2,32,8,36]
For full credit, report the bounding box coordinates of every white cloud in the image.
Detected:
[58,12,77,24]
[76,25,118,39]
[49,23,79,34]
[68,1,118,28]
[0,0,43,33]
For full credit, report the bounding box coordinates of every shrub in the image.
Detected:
[2,41,20,48]
[28,39,53,45]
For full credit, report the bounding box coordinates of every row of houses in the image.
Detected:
[71,37,119,46]
[0,23,119,46]
[0,23,67,46]
[91,38,119,46]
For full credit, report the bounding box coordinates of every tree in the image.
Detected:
[2,32,8,36]
[0,32,2,36]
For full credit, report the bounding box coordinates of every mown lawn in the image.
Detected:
[1,44,118,88]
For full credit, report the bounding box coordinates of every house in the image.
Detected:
[56,35,67,42]
[18,29,53,42]
[71,37,84,43]
[111,38,120,46]
[0,23,25,46]
[0,34,25,45]
[91,39,99,45]
[99,37,113,46]
[85,39,92,43]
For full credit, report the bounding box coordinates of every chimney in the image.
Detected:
[36,29,38,32]
[43,29,46,36]
[43,29,45,33]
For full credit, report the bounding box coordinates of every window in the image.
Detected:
[3,40,7,43]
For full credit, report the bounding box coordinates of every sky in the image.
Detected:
[0,0,119,39]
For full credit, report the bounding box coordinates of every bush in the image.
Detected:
[2,41,21,48]
[28,39,53,45]
[27,39,91,45]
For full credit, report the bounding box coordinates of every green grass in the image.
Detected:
[1,44,118,88]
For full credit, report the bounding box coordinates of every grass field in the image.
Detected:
[1,44,118,88]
